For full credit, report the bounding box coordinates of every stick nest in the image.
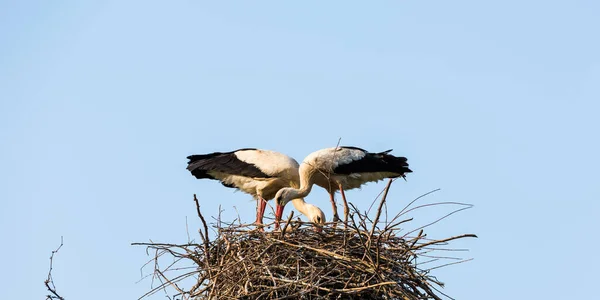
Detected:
[135,184,476,300]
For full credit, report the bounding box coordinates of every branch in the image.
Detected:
[279,210,296,240]
[193,194,210,262]
[413,234,478,250]
[369,179,393,238]
[45,236,65,300]
[193,194,209,244]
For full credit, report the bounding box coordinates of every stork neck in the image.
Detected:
[296,163,314,197]
[290,198,309,216]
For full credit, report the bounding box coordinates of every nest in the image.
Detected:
[135,181,476,299]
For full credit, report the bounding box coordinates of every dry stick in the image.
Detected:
[137,276,170,299]
[185,216,191,243]
[140,271,199,300]
[280,211,294,240]
[193,194,211,273]
[398,188,442,216]
[194,195,214,297]
[193,194,210,245]
[147,275,169,300]
[156,269,186,295]
[413,234,478,250]
[369,179,394,239]
[151,249,172,298]
[428,284,456,300]
[149,248,161,294]
[417,253,464,261]
[404,205,473,238]
[395,201,473,222]
[45,236,65,300]
[409,229,425,250]
[382,218,414,237]
[348,212,376,266]
[348,203,365,232]
[347,212,369,262]
[426,258,475,272]
[418,282,443,300]
[132,242,202,248]
[365,182,389,216]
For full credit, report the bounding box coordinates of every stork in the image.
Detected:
[186,148,326,230]
[273,146,412,224]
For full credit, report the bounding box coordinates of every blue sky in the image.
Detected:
[1,1,598,299]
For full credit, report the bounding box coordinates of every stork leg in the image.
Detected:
[339,183,349,227]
[328,192,340,223]
[256,196,268,231]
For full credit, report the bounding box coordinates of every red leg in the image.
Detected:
[256,196,267,230]
[275,204,283,230]
[329,192,340,222]
[339,183,349,225]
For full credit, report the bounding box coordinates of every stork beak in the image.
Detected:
[275,204,285,229]
[314,225,323,233]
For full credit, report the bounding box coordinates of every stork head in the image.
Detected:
[274,187,297,207]
[274,187,296,223]
[274,188,296,216]
[275,188,325,232]
[304,203,326,232]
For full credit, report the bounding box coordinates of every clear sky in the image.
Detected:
[1,1,599,299]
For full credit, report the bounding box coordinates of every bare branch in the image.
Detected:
[45,236,65,300]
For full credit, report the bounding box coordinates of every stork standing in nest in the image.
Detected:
[186,148,326,230]
[274,146,412,225]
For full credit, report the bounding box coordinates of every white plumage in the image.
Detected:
[274,146,412,224]
[187,148,325,230]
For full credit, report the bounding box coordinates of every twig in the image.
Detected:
[193,194,210,262]
[193,194,209,244]
[404,204,473,237]
[280,211,294,240]
[45,236,65,300]
[369,179,393,239]
[413,234,478,250]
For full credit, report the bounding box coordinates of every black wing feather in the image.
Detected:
[186,148,272,181]
[333,149,412,176]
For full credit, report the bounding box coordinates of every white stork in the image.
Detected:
[186,148,326,230]
[274,146,412,224]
